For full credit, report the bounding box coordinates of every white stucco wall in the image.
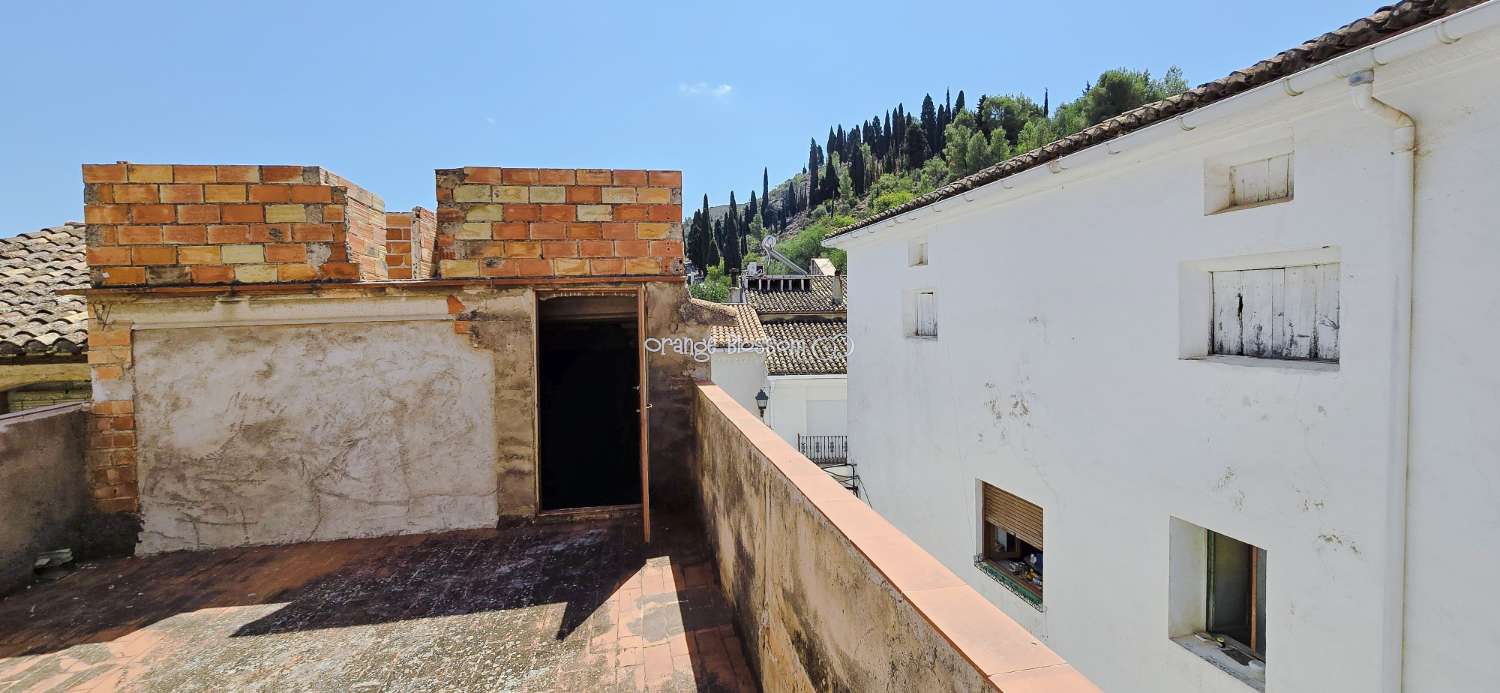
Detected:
[132,320,501,553]
[832,25,1500,693]
[709,350,767,416]
[763,375,848,447]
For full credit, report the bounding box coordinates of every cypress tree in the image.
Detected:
[920,94,939,157]
[850,145,867,197]
[821,159,838,203]
[807,139,821,207]
[906,127,930,169]
[762,168,769,210]
[954,90,966,116]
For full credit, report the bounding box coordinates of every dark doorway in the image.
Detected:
[537,294,642,511]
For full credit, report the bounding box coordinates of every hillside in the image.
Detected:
[685,67,1188,297]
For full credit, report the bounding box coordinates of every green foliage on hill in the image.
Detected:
[687,66,1188,277]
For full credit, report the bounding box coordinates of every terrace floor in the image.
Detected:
[0,513,755,692]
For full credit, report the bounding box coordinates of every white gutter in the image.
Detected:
[825,0,1500,248]
[1348,68,1417,693]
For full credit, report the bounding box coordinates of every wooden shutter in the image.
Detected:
[915,291,937,337]
[1211,263,1339,361]
[982,484,1043,550]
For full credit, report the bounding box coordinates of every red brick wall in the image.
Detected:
[433,168,684,278]
[81,163,373,286]
[385,207,435,280]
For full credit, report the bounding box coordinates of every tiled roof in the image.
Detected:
[834,0,1479,239]
[0,224,88,358]
[744,276,848,314]
[709,303,768,348]
[763,320,848,376]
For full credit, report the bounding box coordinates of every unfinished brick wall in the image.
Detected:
[433,168,684,278]
[86,312,137,513]
[385,207,436,280]
[81,163,377,286]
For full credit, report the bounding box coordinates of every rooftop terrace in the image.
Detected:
[0,514,752,692]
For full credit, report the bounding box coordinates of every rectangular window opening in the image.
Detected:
[1169,517,1267,691]
[976,483,1043,607]
[908,238,929,267]
[1207,531,1268,663]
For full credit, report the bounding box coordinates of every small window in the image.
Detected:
[1206,531,1267,662]
[908,238,929,267]
[914,291,937,337]
[1204,140,1293,214]
[1169,518,1267,690]
[1228,153,1293,208]
[1211,263,1338,361]
[976,483,1043,607]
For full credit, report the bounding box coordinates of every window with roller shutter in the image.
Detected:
[977,482,1044,606]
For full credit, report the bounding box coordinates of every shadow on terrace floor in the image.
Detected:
[0,513,755,691]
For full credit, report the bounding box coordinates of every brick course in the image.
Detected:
[384,207,436,280]
[83,163,381,286]
[434,168,684,278]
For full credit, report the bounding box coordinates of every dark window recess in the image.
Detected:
[1206,531,1268,663]
[977,483,1044,606]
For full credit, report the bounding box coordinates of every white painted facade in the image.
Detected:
[709,352,848,447]
[762,374,848,446]
[827,9,1500,693]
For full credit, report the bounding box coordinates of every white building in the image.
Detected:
[825,1,1500,691]
[708,275,853,489]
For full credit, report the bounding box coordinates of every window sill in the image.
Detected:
[1172,633,1265,691]
[906,335,939,341]
[974,559,1043,611]
[1182,355,1339,373]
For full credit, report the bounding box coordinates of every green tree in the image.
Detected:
[1084,69,1153,125]
[808,139,822,207]
[977,94,1045,144]
[905,127,930,170]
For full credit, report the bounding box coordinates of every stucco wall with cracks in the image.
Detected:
[132,319,500,553]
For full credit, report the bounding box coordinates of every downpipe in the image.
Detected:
[1348,68,1415,693]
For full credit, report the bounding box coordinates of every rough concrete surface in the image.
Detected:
[132,320,500,553]
[453,288,540,518]
[0,404,87,596]
[0,515,754,692]
[646,283,729,510]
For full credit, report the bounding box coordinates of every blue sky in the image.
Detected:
[1,0,1379,236]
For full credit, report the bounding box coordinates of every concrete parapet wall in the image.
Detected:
[692,383,1098,692]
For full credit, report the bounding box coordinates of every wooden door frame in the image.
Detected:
[530,286,650,543]
[637,286,651,543]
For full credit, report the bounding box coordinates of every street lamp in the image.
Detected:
[754,389,768,419]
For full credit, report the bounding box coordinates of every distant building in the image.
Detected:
[826,1,1500,691]
[0,223,89,412]
[709,271,853,491]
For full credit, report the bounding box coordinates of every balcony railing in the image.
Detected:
[798,434,857,493]
[797,434,847,466]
